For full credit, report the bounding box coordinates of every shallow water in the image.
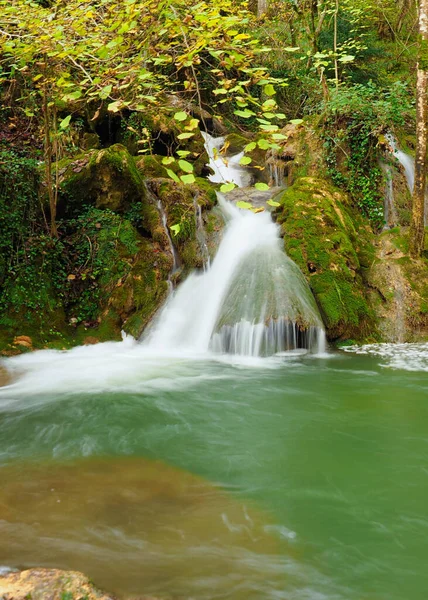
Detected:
[1,343,428,599]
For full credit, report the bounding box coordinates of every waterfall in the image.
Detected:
[145,182,180,290]
[385,133,428,224]
[146,195,326,356]
[143,132,326,357]
[193,194,211,271]
[379,162,397,229]
[386,133,414,193]
[267,160,286,188]
[201,131,252,187]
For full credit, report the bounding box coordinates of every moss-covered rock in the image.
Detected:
[276,177,375,341]
[149,177,218,271]
[136,154,169,178]
[58,144,145,215]
[64,208,171,340]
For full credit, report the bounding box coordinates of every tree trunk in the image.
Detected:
[410,0,428,257]
[257,0,268,17]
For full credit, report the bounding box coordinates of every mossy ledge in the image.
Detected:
[276,177,376,342]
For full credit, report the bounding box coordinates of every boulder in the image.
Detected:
[276,177,375,341]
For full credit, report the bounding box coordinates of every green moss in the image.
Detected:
[136,154,169,178]
[277,177,375,340]
[224,133,249,154]
[59,144,145,215]
[194,177,218,206]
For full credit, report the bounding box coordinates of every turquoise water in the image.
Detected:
[1,344,428,599]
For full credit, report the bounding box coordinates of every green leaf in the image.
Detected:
[180,173,196,184]
[166,168,180,183]
[234,109,255,118]
[262,99,276,109]
[285,47,300,52]
[220,183,236,193]
[239,156,252,165]
[257,139,271,150]
[178,159,194,173]
[290,119,303,125]
[236,201,253,209]
[107,100,122,113]
[62,90,82,101]
[267,199,281,207]
[271,133,288,140]
[59,115,71,130]
[177,132,195,140]
[170,224,181,236]
[338,55,355,63]
[177,151,191,157]
[255,182,270,191]
[264,84,276,96]
[99,84,112,100]
[244,142,257,152]
[162,157,175,165]
[174,111,187,121]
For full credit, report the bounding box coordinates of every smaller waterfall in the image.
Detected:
[379,162,397,229]
[201,131,252,187]
[386,133,414,193]
[267,161,286,188]
[193,194,210,271]
[145,183,180,290]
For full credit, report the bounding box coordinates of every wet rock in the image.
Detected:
[0,568,116,600]
[12,335,33,349]
[83,336,100,345]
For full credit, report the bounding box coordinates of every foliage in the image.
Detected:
[321,81,415,228]
[63,207,140,324]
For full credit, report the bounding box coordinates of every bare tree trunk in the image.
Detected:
[410,0,428,256]
[257,0,268,17]
[42,83,58,239]
[333,0,339,89]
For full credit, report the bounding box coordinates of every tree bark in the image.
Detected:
[410,0,428,257]
[257,0,268,17]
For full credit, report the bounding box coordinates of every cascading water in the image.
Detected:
[146,193,326,356]
[193,193,210,271]
[201,131,252,187]
[143,132,326,356]
[267,160,287,188]
[386,133,415,193]
[144,182,180,290]
[379,161,397,229]
[385,133,428,224]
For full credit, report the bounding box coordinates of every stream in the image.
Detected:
[1,344,428,599]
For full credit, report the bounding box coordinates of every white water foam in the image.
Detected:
[201,131,252,187]
[344,342,428,372]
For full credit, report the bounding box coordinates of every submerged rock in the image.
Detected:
[0,457,281,599]
[0,568,117,600]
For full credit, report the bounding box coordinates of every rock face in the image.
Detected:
[276,177,375,341]
[0,568,117,600]
[367,231,428,342]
